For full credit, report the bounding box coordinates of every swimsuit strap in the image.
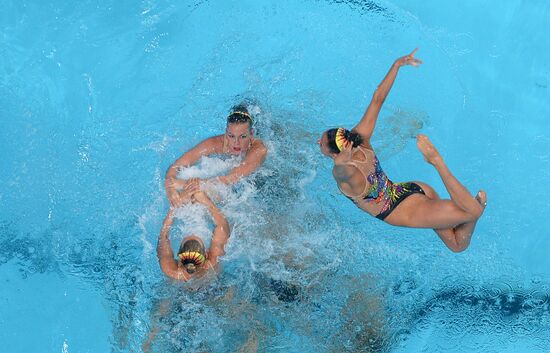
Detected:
[337,146,375,199]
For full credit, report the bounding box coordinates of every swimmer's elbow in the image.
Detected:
[372,89,386,105]
[165,164,179,179]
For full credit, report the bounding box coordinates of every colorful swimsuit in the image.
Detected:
[338,146,425,221]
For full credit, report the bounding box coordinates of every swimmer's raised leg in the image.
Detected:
[416,135,484,218]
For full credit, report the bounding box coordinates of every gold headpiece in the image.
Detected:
[335,128,348,152]
[231,111,254,124]
[178,251,206,266]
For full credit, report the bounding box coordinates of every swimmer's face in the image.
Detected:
[225,122,253,155]
[318,132,332,157]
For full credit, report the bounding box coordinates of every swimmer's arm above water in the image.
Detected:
[157,210,191,281]
[165,137,221,206]
[353,48,422,142]
[216,139,267,185]
[192,192,230,266]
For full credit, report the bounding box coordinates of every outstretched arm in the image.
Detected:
[165,136,220,206]
[216,140,267,185]
[156,209,190,281]
[192,192,230,267]
[353,49,422,142]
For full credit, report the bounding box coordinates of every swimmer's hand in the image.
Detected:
[394,48,422,68]
[167,178,201,191]
[334,141,353,165]
[167,178,201,207]
[168,191,191,208]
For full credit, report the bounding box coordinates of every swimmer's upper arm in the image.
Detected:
[158,243,191,281]
[207,227,230,266]
[156,212,191,282]
[220,140,267,184]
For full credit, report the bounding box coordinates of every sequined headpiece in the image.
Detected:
[335,127,348,152]
[178,251,206,267]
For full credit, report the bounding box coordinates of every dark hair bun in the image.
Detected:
[326,128,364,154]
[184,263,197,274]
[343,130,363,147]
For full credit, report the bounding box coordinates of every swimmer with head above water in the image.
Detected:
[144,191,229,352]
[157,191,230,281]
[318,48,487,252]
[165,104,268,207]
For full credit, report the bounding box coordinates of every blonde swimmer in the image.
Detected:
[156,191,230,281]
[165,104,267,207]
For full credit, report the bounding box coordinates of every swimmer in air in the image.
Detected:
[318,49,487,252]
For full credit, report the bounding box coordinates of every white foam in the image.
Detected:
[177,155,241,180]
[172,203,212,247]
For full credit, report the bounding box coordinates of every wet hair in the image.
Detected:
[226,104,253,129]
[178,239,206,274]
[326,128,364,153]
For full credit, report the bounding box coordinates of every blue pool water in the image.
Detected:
[1,1,549,352]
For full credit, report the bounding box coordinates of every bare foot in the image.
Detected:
[475,190,487,209]
[416,134,443,166]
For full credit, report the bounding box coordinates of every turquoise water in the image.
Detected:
[1,1,549,352]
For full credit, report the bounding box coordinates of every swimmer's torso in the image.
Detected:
[335,145,394,216]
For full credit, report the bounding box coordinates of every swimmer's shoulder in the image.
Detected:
[198,134,225,153]
[251,138,267,155]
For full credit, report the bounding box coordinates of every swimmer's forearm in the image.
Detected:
[204,203,230,233]
[215,165,249,185]
[217,143,267,185]
[216,175,235,185]
[372,61,400,105]
[217,166,253,184]
[213,216,230,236]
[374,50,422,105]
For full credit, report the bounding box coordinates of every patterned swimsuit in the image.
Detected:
[338,146,425,221]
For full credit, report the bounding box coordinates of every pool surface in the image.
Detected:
[1,1,549,352]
